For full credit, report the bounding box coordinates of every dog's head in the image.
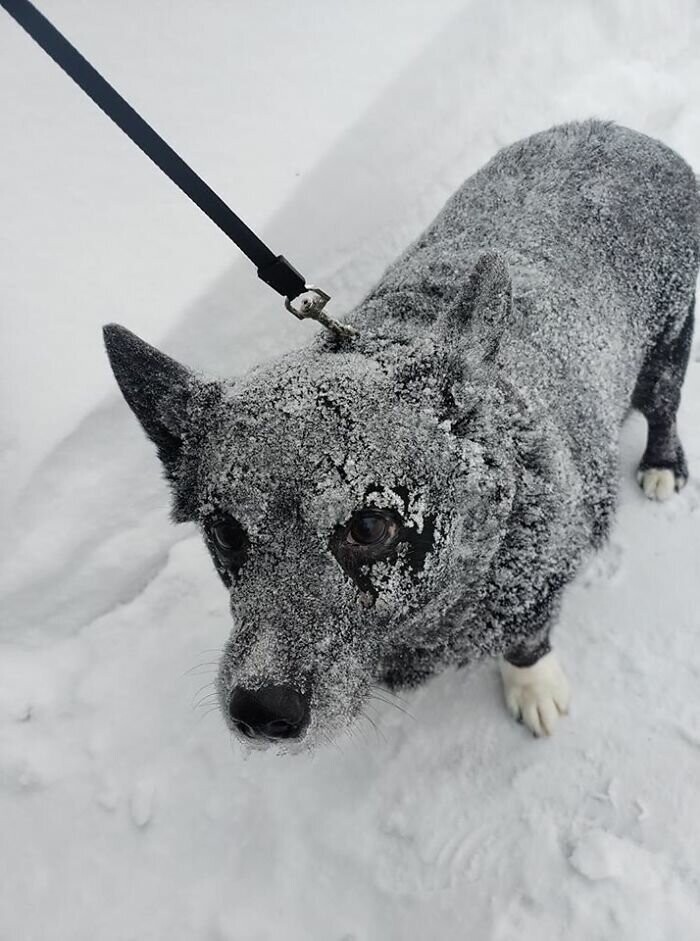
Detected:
[104,254,519,750]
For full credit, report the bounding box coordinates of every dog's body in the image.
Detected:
[105,120,698,748]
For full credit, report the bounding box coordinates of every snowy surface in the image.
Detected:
[2,1,700,938]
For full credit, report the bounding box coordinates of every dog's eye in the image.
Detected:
[206,516,249,587]
[212,518,248,556]
[346,511,398,547]
[331,508,403,596]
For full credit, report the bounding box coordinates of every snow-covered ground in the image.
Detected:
[2,1,700,938]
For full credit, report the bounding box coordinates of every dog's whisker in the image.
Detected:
[193,692,219,708]
[321,729,342,754]
[192,689,219,709]
[192,704,222,722]
[192,697,219,712]
[371,684,411,706]
[350,712,375,749]
[355,712,372,740]
[360,709,386,745]
[200,705,222,719]
[191,680,216,701]
[369,686,407,704]
[363,701,384,724]
[182,661,220,678]
[368,693,416,721]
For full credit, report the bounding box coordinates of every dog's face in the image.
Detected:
[104,254,517,750]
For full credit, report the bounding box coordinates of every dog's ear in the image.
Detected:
[444,252,513,360]
[103,324,195,469]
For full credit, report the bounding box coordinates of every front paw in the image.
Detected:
[499,651,570,737]
[636,466,686,501]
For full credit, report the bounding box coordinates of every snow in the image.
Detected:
[2,1,700,939]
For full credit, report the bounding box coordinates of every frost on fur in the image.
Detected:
[104,121,699,749]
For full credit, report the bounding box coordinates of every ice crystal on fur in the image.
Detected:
[104,120,699,750]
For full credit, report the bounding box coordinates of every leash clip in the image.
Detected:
[285,287,358,339]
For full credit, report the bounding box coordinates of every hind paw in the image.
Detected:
[500,651,570,737]
[636,467,686,501]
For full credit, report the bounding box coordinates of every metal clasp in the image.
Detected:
[285,287,357,338]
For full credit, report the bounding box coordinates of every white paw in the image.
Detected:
[500,651,570,737]
[636,467,683,501]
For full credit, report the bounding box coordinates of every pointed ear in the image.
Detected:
[444,252,512,360]
[103,323,194,469]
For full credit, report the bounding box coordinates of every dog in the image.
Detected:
[104,120,698,751]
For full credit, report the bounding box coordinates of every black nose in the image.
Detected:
[229,684,310,740]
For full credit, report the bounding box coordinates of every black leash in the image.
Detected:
[1,0,356,336]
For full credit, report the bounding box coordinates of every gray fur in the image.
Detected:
[104,120,699,751]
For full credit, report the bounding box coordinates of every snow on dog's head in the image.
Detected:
[103,256,518,751]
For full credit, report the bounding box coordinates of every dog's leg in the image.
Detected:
[500,637,570,737]
[633,298,694,500]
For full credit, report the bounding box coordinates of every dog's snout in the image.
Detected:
[229,684,309,740]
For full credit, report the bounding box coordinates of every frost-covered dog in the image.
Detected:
[104,120,698,749]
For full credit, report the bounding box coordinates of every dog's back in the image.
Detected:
[368,120,699,332]
[362,119,699,465]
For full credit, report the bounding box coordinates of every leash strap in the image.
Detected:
[1,0,308,301]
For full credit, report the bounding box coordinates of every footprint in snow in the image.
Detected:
[129,779,156,828]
